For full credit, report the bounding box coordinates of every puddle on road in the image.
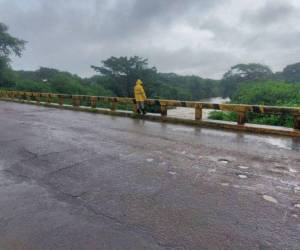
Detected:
[274,165,288,170]
[221,183,230,187]
[170,126,194,133]
[294,187,300,193]
[218,159,230,164]
[263,195,278,204]
[289,168,298,173]
[167,122,300,152]
[238,166,249,170]
[244,135,300,151]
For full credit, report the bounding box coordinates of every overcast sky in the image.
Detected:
[1,0,300,79]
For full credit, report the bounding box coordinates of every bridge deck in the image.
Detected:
[0,101,300,250]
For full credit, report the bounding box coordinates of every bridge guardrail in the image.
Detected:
[1,90,300,130]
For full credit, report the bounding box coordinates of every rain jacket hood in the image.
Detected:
[136,79,143,85]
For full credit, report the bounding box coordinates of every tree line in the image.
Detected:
[5,58,221,101]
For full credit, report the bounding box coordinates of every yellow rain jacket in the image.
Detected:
[134,79,147,102]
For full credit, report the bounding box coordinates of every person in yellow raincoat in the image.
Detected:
[134,79,147,115]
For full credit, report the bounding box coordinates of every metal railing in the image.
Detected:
[1,90,300,129]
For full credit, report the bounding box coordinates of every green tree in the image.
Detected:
[15,79,51,93]
[91,56,158,97]
[49,73,84,94]
[0,23,26,87]
[221,63,273,97]
[282,62,300,83]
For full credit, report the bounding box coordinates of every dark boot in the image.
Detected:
[142,109,146,115]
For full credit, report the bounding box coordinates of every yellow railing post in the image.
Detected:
[195,103,203,121]
[58,95,64,106]
[26,92,31,102]
[160,102,168,117]
[237,112,246,125]
[90,96,97,109]
[111,99,117,111]
[35,93,41,105]
[18,92,22,101]
[72,96,80,108]
[132,100,138,114]
[294,115,300,130]
[47,94,52,104]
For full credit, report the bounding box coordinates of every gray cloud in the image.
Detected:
[1,0,300,79]
[243,1,296,26]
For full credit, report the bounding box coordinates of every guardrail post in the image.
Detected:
[237,111,246,125]
[21,92,25,101]
[160,103,168,117]
[132,100,138,114]
[195,104,203,121]
[35,93,41,105]
[47,94,52,104]
[294,115,300,130]
[90,96,97,109]
[72,96,80,108]
[26,93,31,102]
[111,99,117,111]
[58,95,64,106]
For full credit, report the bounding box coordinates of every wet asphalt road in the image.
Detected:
[0,101,300,250]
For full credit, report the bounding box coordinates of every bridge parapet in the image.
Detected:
[1,90,300,135]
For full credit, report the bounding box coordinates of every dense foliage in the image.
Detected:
[210,80,300,127]
[231,81,300,106]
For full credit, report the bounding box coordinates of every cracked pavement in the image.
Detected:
[0,101,300,250]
